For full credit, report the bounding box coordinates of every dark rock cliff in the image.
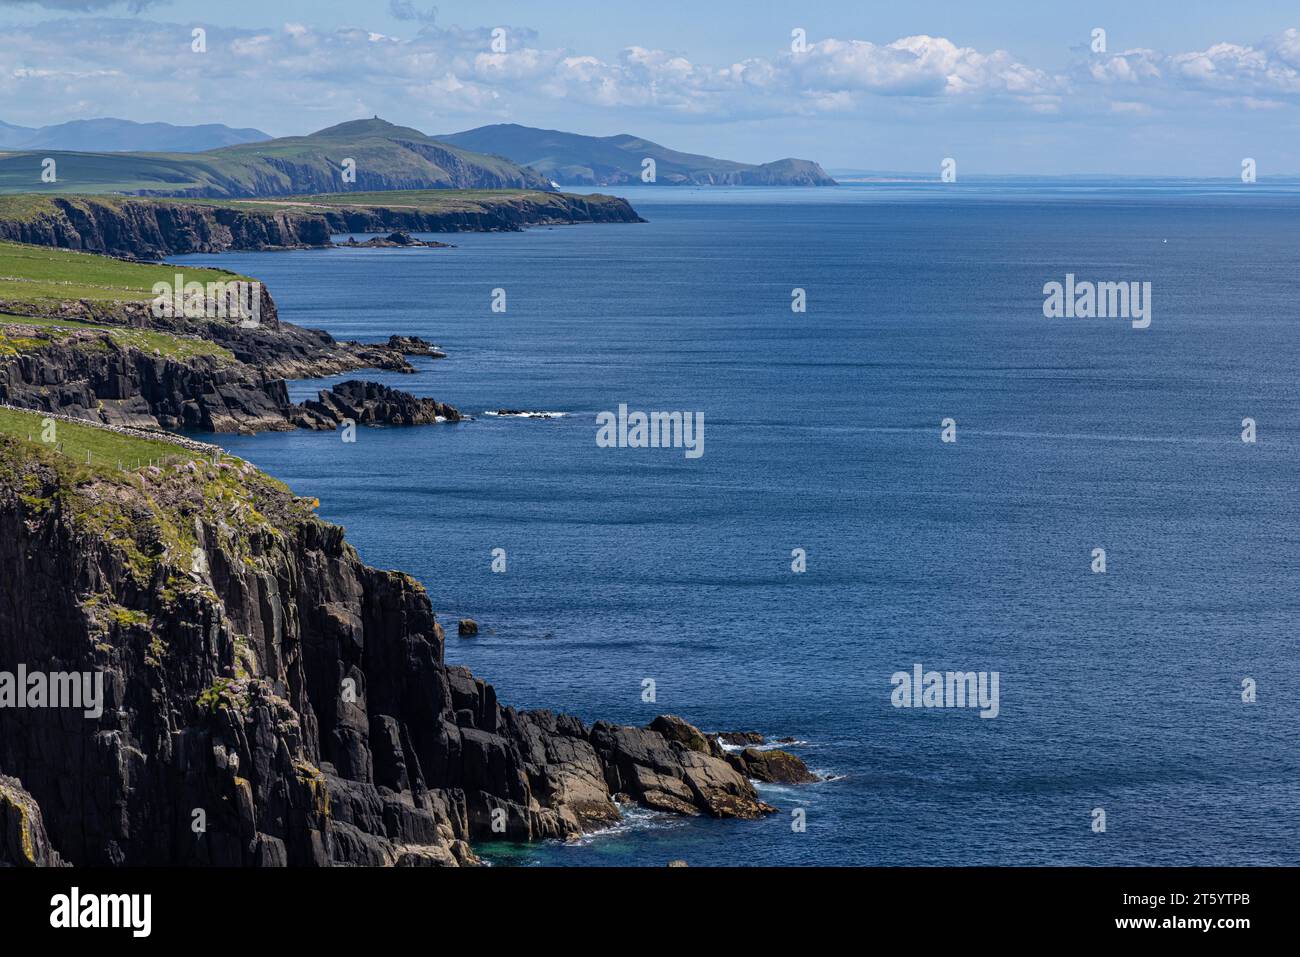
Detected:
[0,194,644,259]
[0,439,777,866]
[0,291,459,433]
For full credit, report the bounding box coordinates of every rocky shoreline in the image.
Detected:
[0,433,812,866]
[0,194,819,867]
[0,192,645,260]
[0,288,460,433]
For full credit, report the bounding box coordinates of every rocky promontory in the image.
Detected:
[296,380,462,429]
[0,285,459,434]
[0,431,781,866]
[0,192,645,260]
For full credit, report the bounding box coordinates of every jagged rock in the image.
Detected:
[591,720,774,819]
[0,440,786,866]
[725,747,819,785]
[298,380,461,429]
[650,715,723,758]
[387,335,447,359]
[457,619,478,637]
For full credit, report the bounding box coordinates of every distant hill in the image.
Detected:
[0,119,553,196]
[437,124,837,186]
[0,120,34,148]
[0,117,270,152]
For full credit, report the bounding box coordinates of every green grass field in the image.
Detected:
[0,405,205,470]
[0,312,234,361]
[0,240,247,306]
[0,150,218,196]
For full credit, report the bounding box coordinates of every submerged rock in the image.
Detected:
[490,409,562,419]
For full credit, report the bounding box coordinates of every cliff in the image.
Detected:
[0,192,644,259]
[0,429,777,866]
[0,292,449,433]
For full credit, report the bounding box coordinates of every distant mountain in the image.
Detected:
[437,124,837,186]
[0,118,553,196]
[0,118,270,152]
[0,120,36,149]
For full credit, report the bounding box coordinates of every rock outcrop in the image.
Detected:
[0,294,463,434]
[386,335,446,359]
[336,232,451,249]
[723,748,819,785]
[0,436,781,866]
[295,380,461,430]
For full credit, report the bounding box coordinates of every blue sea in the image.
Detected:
[174,183,1300,866]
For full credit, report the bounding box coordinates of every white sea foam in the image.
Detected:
[564,804,686,846]
[711,733,809,753]
[482,410,569,419]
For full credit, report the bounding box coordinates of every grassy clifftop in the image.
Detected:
[0,405,231,472]
[0,240,244,304]
[0,241,243,362]
[0,314,235,362]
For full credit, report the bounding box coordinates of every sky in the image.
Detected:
[2,0,1299,175]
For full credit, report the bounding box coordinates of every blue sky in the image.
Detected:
[2,0,1299,175]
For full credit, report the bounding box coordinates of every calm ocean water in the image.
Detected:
[175,183,1300,866]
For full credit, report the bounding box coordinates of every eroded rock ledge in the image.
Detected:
[0,293,457,434]
[0,437,798,866]
[295,380,462,430]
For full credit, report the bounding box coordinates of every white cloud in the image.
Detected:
[0,15,1298,134]
[1081,29,1300,97]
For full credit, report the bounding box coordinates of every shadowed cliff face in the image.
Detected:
[0,439,774,866]
[0,194,645,259]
